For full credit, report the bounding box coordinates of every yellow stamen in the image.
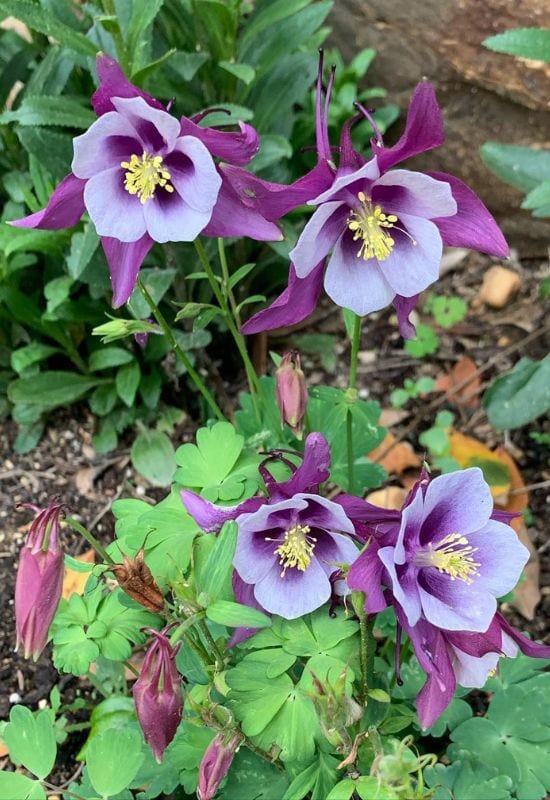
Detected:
[417,533,481,584]
[271,524,317,577]
[347,191,416,261]
[121,152,174,204]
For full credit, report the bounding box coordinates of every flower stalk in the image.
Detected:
[346,313,362,492]
[65,516,115,565]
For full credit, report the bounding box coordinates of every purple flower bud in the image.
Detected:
[133,626,182,762]
[15,498,65,660]
[198,732,241,800]
[276,351,308,439]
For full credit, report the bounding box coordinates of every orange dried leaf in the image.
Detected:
[435,356,480,408]
[62,548,95,600]
[369,432,421,475]
[365,486,408,510]
[448,431,511,499]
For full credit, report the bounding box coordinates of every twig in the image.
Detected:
[373,323,550,464]
[494,479,550,502]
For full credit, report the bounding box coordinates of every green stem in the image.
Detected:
[365,615,375,693]
[194,239,260,411]
[198,619,225,671]
[218,237,242,327]
[101,0,127,72]
[359,613,369,700]
[65,517,114,565]
[137,276,224,421]
[346,314,362,492]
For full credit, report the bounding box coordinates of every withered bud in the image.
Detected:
[111,549,165,613]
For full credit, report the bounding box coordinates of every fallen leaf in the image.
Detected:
[493,448,540,619]
[435,356,481,408]
[378,407,410,427]
[449,431,511,500]
[365,486,408,510]
[369,433,421,475]
[62,549,95,600]
[477,265,522,309]
[75,466,99,498]
[0,742,8,758]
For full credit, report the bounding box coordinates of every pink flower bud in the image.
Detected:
[133,626,182,762]
[276,350,308,439]
[15,499,65,660]
[198,732,241,800]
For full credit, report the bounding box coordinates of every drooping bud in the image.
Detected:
[197,732,241,800]
[276,350,308,439]
[307,667,362,752]
[133,626,182,762]
[110,549,164,613]
[15,498,65,660]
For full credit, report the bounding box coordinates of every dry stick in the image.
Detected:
[494,479,550,502]
[373,323,550,465]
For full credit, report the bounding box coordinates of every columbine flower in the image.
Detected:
[197,732,241,800]
[15,498,65,660]
[276,350,308,439]
[242,82,508,338]
[11,55,281,308]
[133,626,182,762]
[182,432,358,620]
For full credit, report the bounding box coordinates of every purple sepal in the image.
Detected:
[197,732,241,800]
[496,612,550,658]
[133,626,182,762]
[227,572,270,647]
[272,432,331,498]
[241,262,324,334]
[179,116,259,166]
[375,82,445,173]
[92,54,164,116]
[10,173,86,230]
[491,509,521,525]
[202,175,282,240]
[429,171,509,258]
[414,626,456,729]
[180,490,265,534]
[220,159,335,222]
[393,294,419,339]
[101,234,154,308]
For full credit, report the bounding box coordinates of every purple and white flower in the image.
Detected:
[242,82,509,338]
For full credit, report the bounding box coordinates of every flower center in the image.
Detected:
[416,533,480,584]
[347,191,398,261]
[272,524,317,578]
[121,152,174,204]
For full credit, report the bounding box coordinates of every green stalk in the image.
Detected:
[65,517,114,565]
[218,237,242,327]
[346,314,362,492]
[194,239,260,413]
[198,618,225,671]
[136,276,224,421]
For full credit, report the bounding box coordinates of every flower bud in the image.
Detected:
[110,549,164,613]
[133,627,182,762]
[276,350,308,439]
[198,732,241,800]
[15,499,65,660]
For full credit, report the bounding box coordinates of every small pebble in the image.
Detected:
[9,693,21,704]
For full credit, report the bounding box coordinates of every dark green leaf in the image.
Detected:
[483,355,550,429]
[481,143,550,193]
[206,600,272,629]
[130,429,176,486]
[0,0,97,55]
[483,27,550,62]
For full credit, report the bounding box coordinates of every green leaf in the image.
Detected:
[483,355,550,429]
[130,428,176,486]
[127,268,176,318]
[87,727,144,797]
[0,773,46,800]
[0,95,96,128]
[481,143,550,193]
[8,371,99,410]
[198,104,254,127]
[198,521,238,603]
[116,361,141,406]
[219,60,256,84]
[18,127,73,182]
[425,759,513,800]
[3,705,57,779]
[221,749,289,800]
[168,50,209,80]
[249,135,291,173]
[126,0,164,73]
[483,27,550,62]
[89,347,134,371]
[67,224,100,279]
[429,295,468,328]
[11,342,59,375]
[522,180,550,212]
[404,323,439,357]
[0,0,97,56]
[206,600,272,629]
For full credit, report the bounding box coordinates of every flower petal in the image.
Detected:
[451,646,500,688]
[374,170,457,219]
[393,294,419,339]
[324,233,395,315]
[311,157,380,205]
[375,82,444,173]
[291,202,347,278]
[101,234,154,308]
[112,96,181,154]
[241,261,324,334]
[416,637,455,729]
[428,171,509,258]
[85,167,147,241]
[420,468,493,543]
[466,520,529,597]
[347,548,388,613]
[202,176,282,240]
[72,112,139,179]
[142,189,213,243]
[419,569,496,631]
[164,136,221,213]
[228,572,270,647]
[92,54,164,116]
[495,612,550,658]
[254,558,331,619]
[295,495,356,536]
[180,116,259,166]
[377,213,442,297]
[274,432,331,498]
[378,547,422,626]
[10,173,85,230]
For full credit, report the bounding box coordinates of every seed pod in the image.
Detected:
[111,549,165,613]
